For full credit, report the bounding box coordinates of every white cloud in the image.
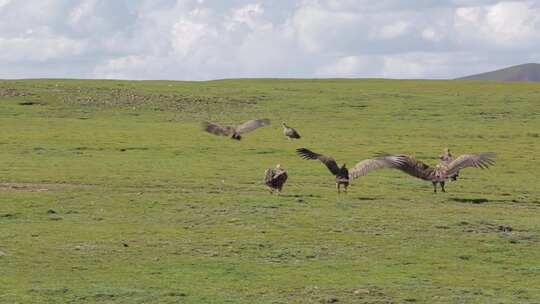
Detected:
[455,1,540,47]
[291,2,360,53]
[316,56,374,77]
[0,0,539,79]
[0,36,85,63]
[0,0,11,10]
[171,18,218,57]
[421,28,441,42]
[69,0,97,25]
[378,21,410,39]
[225,3,265,31]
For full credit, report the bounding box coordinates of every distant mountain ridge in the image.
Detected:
[457,63,540,82]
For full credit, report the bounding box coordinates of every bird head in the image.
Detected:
[276,164,282,169]
[341,163,347,169]
[282,122,287,127]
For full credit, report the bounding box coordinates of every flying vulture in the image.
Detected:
[282,122,301,140]
[264,164,288,194]
[296,148,405,194]
[384,152,496,192]
[202,119,270,140]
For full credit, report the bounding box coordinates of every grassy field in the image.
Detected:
[1,78,539,303]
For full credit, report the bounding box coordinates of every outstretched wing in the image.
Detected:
[445,153,496,177]
[202,122,232,136]
[235,119,271,134]
[296,148,340,175]
[387,155,437,181]
[349,155,406,180]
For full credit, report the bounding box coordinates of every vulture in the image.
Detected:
[282,122,301,140]
[439,148,458,181]
[296,148,405,194]
[202,119,270,140]
[263,164,288,194]
[383,152,496,192]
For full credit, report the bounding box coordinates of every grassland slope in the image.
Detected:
[0,78,539,303]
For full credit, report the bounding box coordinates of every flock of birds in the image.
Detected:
[203,119,496,195]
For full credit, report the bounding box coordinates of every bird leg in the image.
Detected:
[336,183,340,194]
[343,184,348,194]
[440,181,446,193]
[432,182,437,193]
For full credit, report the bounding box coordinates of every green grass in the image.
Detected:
[1,78,539,303]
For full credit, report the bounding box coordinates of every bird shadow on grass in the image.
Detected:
[449,197,490,204]
[280,193,322,198]
[354,196,379,201]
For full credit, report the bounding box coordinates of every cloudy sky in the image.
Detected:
[1,0,539,80]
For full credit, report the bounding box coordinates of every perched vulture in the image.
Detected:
[383,152,496,192]
[282,122,301,140]
[202,119,270,140]
[264,164,288,194]
[296,148,405,194]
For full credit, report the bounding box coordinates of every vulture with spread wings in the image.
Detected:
[296,148,405,194]
[384,152,496,192]
[202,119,270,140]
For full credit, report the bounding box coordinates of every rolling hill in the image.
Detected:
[457,63,540,81]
